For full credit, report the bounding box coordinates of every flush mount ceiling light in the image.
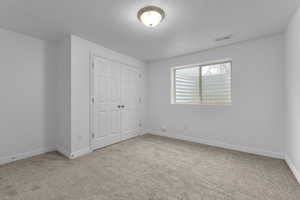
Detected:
[137,6,165,27]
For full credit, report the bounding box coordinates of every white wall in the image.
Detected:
[0,31,146,162]
[55,37,71,157]
[0,24,290,167]
[0,28,57,164]
[70,35,146,157]
[285,5,300,183]
[147,35,285,158]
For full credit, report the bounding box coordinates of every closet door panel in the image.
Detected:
[121,66,140,140]
[111,109,120,135]
[95,110,108,138]
[109,62,122,136]
[91,56,142,150]
[91,57,121,150]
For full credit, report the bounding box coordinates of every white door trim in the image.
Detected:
[89,52,142,151]
[89,53,94,151]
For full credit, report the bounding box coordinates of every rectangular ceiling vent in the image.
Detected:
[215,35,232,42]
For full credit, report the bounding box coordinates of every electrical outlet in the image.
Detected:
[161,126,167,132]
[11,156,17,161]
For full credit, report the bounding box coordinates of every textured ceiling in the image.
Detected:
[0,0,299,61]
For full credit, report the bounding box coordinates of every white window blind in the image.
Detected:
[173,61,231,105]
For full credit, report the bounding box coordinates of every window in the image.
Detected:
[171,60,232,105]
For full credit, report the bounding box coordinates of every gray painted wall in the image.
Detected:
[285,5,300,182]
[70,35,147,155]
[0,28,57,164]
[147,35,285,158]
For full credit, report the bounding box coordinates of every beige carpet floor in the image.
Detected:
[0,134,300,200]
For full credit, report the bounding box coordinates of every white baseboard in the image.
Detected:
[285,155,300,184]
[0,146,55,166]
[69,147,92,159]
[139,129,150,136]
[150,131,283,159]
[122,132,139,141]
[56,145,71,158]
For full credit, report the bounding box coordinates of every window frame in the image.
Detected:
[171,59,232,105]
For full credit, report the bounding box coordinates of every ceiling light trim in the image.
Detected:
[137,6,165,27]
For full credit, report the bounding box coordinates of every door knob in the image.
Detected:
[121,105,125,108]
[117,105,121,108]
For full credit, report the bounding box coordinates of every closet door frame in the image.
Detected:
[89,53,143,151]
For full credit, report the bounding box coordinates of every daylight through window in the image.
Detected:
[172,61,232,105]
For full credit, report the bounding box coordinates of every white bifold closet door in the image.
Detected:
[121,65,140,140]
[91,56,141,150]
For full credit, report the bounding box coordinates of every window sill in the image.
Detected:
[171,103,232,106]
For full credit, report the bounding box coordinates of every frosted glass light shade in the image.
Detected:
[138,6,165,27]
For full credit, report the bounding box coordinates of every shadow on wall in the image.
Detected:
[43,42,58,150]
[0,29,60,163]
